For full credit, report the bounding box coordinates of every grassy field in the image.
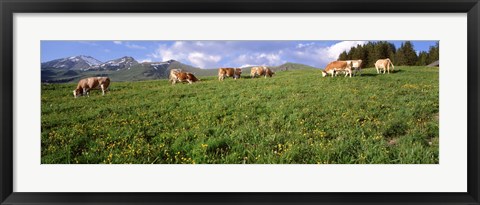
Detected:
[41,66,439,164]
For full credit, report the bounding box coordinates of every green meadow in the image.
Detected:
[41,66,439,164]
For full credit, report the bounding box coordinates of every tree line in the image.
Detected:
[337,41,439,68]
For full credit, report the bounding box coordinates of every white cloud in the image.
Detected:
[148,40,367,69]
[188,52,221,68]
[151,44,186,62]
[325,41,367,60]
[139,59,152,63]
[113,41,122,45]
[233,52,285,67]
[288,41,367,68]
[239,64,257,68]
[149,41,226,68]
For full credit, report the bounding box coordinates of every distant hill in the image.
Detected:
[41,55,318,83]
[239,62,320,76]
[271,62,320,71]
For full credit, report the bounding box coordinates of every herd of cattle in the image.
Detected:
[72,58,395,98]
[322,58,395,77]
[168,65,276,85]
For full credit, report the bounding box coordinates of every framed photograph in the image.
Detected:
[1,0,479,204]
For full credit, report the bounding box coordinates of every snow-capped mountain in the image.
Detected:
[41,55,102,70]
[90,56,138,71]
[40,56,212,83]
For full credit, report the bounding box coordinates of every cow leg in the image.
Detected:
[375,65,379,74]
[187,79,193,84]
[101,84,105,96]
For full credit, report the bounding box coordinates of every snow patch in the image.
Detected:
[151,63,168,66]
[79,56,102,66]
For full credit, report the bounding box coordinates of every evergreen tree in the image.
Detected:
[351,44,366,61]
[402,41,418,66]
[416,51,429,66]
[387,43,396,63]
[336,41,434,68]
[395,43,407,65]
[427,42,439,64]
[373,42,384,61]
[338,51,348,60]
[364,42,376,67]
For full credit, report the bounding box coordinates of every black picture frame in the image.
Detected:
[1,0,479,204]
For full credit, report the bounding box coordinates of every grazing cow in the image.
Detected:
[346,60,363,76]
[73,77,110,98]
[322,61,353,77]
[375,58,395,74]
[169,69,182,83]
[251,66,274,78]
[171,71,199,85]
[218,68,242,81]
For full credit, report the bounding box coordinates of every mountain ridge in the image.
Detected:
[41,55,320,83]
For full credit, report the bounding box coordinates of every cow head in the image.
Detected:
[187,73,200,82]
[234,68,242,79]
[73,88,82,98]
[267,69,275,77]
[322,70,328,77]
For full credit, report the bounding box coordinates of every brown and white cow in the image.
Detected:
[218,68,242,81]
[322,61,353,77]
[73,77,110,98]
[374,58,395,74]
[250,66,274,78]
[169,69,182,83]
[346,59,363,76]
[171,71,200,85]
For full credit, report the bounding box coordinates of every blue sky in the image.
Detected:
[41,40,438,68]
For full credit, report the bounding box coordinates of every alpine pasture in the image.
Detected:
[41,66,439,164]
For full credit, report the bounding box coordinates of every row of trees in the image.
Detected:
[337,41,439,68]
